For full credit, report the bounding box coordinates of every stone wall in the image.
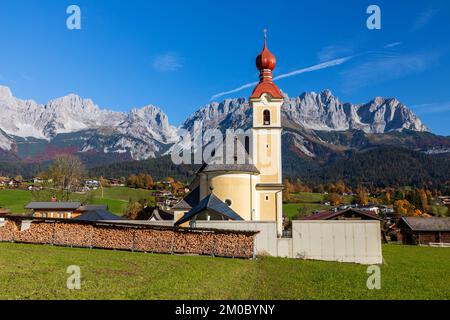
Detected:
[0,219,256,259]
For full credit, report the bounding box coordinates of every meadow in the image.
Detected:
[281,192,354,219]
[0,243,448,300]
[0,187,154,216]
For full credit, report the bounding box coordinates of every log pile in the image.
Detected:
[213,233,255,258]
[0,218,256,258]
[133,229,173,253]
[0,220,53,244]
[0,220,18,242]
[93,226,134,250]
[54,223,93,247]
[173,231,215,255]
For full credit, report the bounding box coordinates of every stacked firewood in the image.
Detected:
[0,219,256,258]
[16,222,54,244]
[0,220,18,241]
[213,233,254,258]
[0,220,53,244]
[173,231,215,255]
[133,229,173,253]
[93,226,134,250]
[53,223,93,247]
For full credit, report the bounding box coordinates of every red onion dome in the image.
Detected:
[256,37,276,71]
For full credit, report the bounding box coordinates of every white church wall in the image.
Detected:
[194,220,383,264]
[276,238,292,258]
[291,221,383,265]
[195,221,278,256]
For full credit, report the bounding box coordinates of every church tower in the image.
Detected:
[250,31,284,235]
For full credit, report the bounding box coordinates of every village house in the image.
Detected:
[438,196,450,209]
[154,190,181,210]
[0,208,10,218]
[301,208,384,221]
[85,180,100,189]
[25,202,83,219]
[24,202,119,221]
[148,207,174,221]
[397,217,450,245]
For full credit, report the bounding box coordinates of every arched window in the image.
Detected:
[263,110,271,125]
[245,136,250,154]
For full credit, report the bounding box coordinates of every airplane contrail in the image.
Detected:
[210,55,354,101]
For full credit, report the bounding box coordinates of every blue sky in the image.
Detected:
[0,0,449,135]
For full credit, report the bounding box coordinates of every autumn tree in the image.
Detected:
[326,193,343,206]
[171,180,185,195]
[382,191,392,205]
[419,189,431,212]
[127,174,138,187]
[46,154,86,201]
[355,187,369,206]
[126,201,143,220]
[99,176,110,188]
[283,179,294,202]
[314,184,325,194]
[335,180,347,195]
[393,199,419,217]
[126,173,154,190]
[326,183,336,194]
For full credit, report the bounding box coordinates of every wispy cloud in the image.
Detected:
[317,45,353,62]
[211,81,259,101]
[410,102,450,115]
[412,8,439,31]
[384,42,402,48]
[210,55,354,101]
[152,53,183,73]
[20,73,33,81]
[340,50,439,92]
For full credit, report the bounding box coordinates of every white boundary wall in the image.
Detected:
[195,221,278,256]
[192,220,383,264]
[292,221,382,264]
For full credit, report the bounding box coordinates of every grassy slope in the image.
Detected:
[0,243,448,300]
[0,189,32,213]
[283,203,330,218]
[282,192,353,219]
[0,187,153,215]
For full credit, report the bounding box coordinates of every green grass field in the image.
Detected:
[283,203,330,219]
[0,187,154,216]
[0,189,33,213]
[288,192,354,204]
[0,243,448,299]
[282,192,339,219]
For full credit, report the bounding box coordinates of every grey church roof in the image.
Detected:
[172,186,200,210]
[174,193,243,226]
[196,138,260,175]
[198,163,260,174]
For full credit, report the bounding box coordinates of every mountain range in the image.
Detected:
[0,85,449,188]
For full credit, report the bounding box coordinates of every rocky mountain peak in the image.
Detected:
[0,85,432,161]
[0,85,13,99]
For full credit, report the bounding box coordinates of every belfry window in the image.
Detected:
[263,110,271,125]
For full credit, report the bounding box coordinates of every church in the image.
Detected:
[174,34,284,235]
